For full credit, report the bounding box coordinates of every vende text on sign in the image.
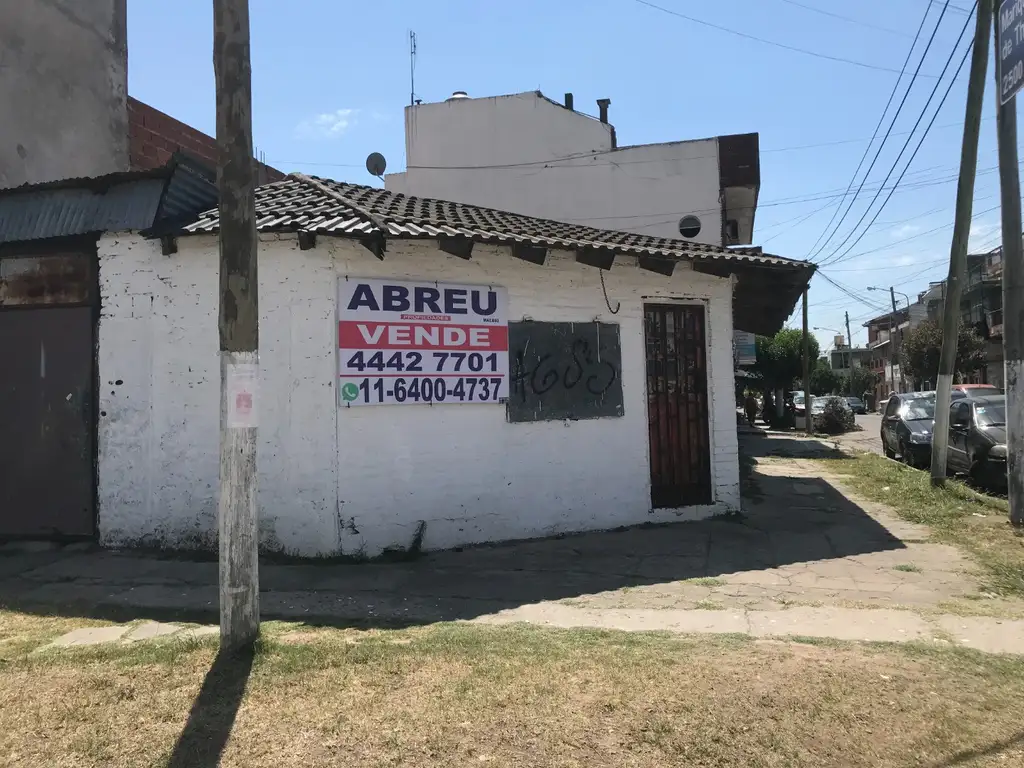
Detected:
[337,277,509,406]
[999,0,1024,104]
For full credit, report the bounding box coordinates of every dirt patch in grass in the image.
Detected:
[1,613,1024,767]
[818,454,1024,599]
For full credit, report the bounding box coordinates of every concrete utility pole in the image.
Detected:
[931,0,992,487]
[887,312,897,396]
[845,311,855,397]
[214,0,260,648]
[889,287,907,392]
[995,10,1024,527]
[803,287,812,435]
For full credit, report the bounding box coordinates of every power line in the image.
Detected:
[820,201,1001,267]
[818,273,890,313]
[821,16,976,267]
[809,0,950,262]
[593,157,1008,231]
[633,0,945,77]
[269,117,1001,174]
[761,200,836,244]
[776,0,917,38]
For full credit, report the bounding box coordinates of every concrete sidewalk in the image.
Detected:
[28,604,1024,656]
[3,431,1021,654]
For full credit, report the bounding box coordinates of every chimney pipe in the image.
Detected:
[564,92,574,110]
[596,98,611,124]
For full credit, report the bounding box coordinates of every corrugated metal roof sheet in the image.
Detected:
[0,179,165,243]
[0,156,217,244]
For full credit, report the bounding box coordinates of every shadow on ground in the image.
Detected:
[0,434,904,629]
[165,645,254,768]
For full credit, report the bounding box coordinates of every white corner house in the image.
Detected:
[385,90,760,249]
[0,169,813,555]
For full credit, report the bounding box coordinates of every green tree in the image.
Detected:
[902,319,986,384]
[809,357,841,395]
[753,328,820,391]
[839,366,879,398]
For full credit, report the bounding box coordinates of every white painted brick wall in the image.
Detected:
[97,232,740,557]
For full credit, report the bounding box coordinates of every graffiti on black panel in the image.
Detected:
[506,322,624,422]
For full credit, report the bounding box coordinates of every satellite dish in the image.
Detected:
[365,152,387,177]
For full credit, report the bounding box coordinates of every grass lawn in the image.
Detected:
[2,610,1024,767]
[819,453,1024,599]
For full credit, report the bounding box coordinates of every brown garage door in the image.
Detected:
[0,246,95,538]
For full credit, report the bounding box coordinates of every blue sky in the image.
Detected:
[127,0,1014,352]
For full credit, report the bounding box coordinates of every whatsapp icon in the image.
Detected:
[341,382,360,402]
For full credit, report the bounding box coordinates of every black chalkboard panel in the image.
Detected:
[506,321,624,422]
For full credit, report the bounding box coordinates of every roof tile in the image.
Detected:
[182,173,815,334]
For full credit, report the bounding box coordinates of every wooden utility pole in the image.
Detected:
[931,0,992,486]
[845,311,855,397]
[803,287,812,435]
[995,8,1024,526]
[214,0,260,648]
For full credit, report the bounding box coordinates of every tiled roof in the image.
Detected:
[183,174,815,334]
[188,174,800,265]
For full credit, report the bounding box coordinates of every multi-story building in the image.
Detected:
[864,301,928,402]
[922,248,1005,388]
[1,0,279,189]
[386,90,761,250]
[828,344,873,377]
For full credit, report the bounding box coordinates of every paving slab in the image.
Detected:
[747,607,934,643]
[477,605,751,635]
[48,626,130,647]
[124,621,183,642]
[178,625,219,640]
[932,615,1024,655]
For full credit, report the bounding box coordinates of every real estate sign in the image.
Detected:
[337,277,509,406]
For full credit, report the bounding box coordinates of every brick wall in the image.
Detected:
[128,97,283,182]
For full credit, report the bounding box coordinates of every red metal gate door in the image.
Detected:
[644,304,712,508]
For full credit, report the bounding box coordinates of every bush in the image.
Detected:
[815,396,855,435]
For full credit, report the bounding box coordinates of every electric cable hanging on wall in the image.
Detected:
[600,269,621,314]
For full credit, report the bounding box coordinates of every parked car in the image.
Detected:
[946,395,1007,491]
[880,391,936,468]
[793,394,809,418]
[845,396,867,414]
[951,384,1002,400]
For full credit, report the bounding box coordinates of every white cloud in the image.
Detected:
[894,253,917,267]
[890,224,920,239]
[968,218,1000,251]
[295,108,359,140]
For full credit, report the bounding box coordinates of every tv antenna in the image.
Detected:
[409,31,417,107]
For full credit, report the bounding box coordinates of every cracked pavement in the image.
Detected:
[3,431,1023,653]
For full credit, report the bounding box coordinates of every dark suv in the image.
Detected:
[880,391,936,468]
[946,395,1008,491]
